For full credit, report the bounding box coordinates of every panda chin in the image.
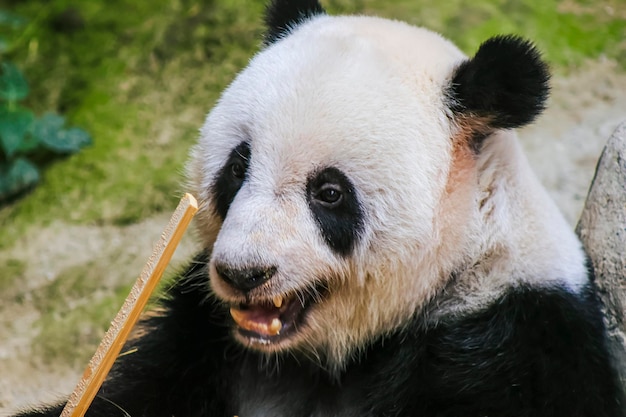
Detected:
[229,285,325,346]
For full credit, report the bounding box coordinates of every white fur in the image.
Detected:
[187,14,588,368]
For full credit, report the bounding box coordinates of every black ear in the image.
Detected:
[449,35,550,131]
[264,0,326,45]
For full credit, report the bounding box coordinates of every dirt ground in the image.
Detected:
[1,59,625,415]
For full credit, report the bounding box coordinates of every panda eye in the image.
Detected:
[315,184,343,208]
[306,166,364,256]
[212,141,251,220]
[230,160,246,180]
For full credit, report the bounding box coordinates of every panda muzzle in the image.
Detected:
[229,295,300,338]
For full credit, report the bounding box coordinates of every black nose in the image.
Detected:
[214,263,277,292]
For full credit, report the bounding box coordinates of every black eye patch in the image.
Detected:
[306,167,363,257]
[212,141,251,220]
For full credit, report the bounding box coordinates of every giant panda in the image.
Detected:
[16,0,625,416]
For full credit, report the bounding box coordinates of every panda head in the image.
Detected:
[187,0,550,367]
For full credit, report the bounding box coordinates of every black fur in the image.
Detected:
[16,255,625,417]
[212,141,251,220]
[306,166,364,257]
[264,0,326,45]
[449,35,550,132]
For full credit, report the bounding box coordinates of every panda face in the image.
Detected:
[187,15,471,365]
[187,10,551,366]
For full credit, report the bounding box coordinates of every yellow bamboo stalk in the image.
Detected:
[60,193,198,417]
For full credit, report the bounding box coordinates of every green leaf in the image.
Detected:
[0,62,29,102]
[33,114,92,153]
[0,108,34,157]
[58,127,92,151]
[16,131,39,153]
[0,36,8,54]
[31,112,64,149]
[32,112,64,136]
[43,127,92,153]
[0,157,39,201]
[0,10,27,29]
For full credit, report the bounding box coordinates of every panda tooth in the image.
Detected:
[269,318,282,335]
[230,307,245,325]
[273,295,283,308]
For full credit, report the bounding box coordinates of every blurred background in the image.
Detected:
[0,0,624,413]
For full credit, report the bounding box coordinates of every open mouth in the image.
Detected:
[229,285,325,344]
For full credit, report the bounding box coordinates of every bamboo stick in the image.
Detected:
[59,193,198,417]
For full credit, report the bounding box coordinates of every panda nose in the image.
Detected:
[215,263,277,292]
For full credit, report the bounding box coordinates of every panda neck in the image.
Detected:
[435,130,589,316]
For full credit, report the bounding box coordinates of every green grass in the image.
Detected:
[0,258,25,293]
[0,0,624,363]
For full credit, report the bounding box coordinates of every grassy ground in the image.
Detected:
[0,0,625,376]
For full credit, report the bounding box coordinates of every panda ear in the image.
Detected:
[448,35,550,139]
[264,0,326,45]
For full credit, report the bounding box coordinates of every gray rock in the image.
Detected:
[576,121,626,389]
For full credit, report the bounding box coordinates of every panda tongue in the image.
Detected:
[230,304,283,337]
